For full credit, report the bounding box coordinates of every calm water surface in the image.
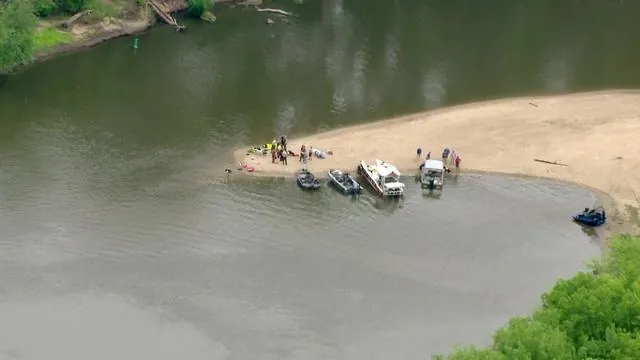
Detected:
[0,0,631,358]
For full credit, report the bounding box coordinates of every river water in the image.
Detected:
[1,0,637,358]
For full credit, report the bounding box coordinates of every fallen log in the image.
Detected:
[534,158,568,167]
[61,10,92,28]
[256,7,292,16]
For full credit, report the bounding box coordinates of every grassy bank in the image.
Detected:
[0,0,305,72]
[0,0,149,73]
[33,26,74,51]
[434,234,640,359]
[0,0,206,73]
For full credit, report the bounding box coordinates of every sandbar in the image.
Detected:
[233,90,640,235]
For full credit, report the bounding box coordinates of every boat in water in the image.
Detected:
[357,159,405,197]
[296,169,321,190]
[573,206,606,227]
[420,159,445,190]
[328,169,362,194]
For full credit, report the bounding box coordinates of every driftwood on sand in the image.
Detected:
[256,7,293,16]
[534,158,568,167]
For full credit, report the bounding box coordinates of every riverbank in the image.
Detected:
[234,90,640,236]
[29,0,289,65]
[4,0,253,73]
[33,17,152,64]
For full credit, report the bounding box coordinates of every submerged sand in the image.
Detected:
[233,90,640,234]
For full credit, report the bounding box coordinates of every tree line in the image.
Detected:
[0,0,108,72]
[435,234,640,359]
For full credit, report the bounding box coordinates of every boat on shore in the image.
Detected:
[296,169,321,190]
[420,159,445,190]
[328,169,362,194]
[357,159,405,197]
[573,206,606,227]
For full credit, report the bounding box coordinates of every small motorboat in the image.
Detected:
[573,206,606,227]
[328,169,362,194]
[296,169,321,190]
[419,159,445,190]
[357,159,405,197]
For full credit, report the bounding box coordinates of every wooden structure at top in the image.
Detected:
[147,0,186,31]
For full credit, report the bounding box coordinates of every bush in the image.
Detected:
[0,0,37,71]
[187,0,210,17]
[87,0,117,19]
[56,0,87,14]
[434,234,640,359]
[33,0,57,16]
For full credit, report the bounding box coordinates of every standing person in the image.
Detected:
[271,139,277,151]
[271,147,277,163]
[280,136,287,151]
[442,148,450,162]
[300,145,306,163]
[308,146,313,161]
[281,149,288,165]
[455,155,461,170]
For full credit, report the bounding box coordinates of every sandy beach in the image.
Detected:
[234,90,640,234]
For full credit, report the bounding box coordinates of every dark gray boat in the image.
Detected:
[328,169,362,194]
[296,169,321,190]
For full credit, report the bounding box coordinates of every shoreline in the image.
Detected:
[33,18,153,65]
[233,90,640,238]
[6,0,245,73]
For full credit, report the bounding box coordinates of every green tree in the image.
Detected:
[433,346,506,360]
[187,0,211,17]
[493,317,575,360]
[0,0,37,71]
[434,235,640,360]
[56,0,88,14]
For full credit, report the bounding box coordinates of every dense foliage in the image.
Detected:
[0,0,37,71]
[187,0,210,17]
[435,234,640,360]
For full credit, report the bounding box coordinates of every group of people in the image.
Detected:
[417,147,461,172]
[269,136,290,165]
[268,136,322,166]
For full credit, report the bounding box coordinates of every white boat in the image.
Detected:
[357,159,405,197]
[420,159,445,190]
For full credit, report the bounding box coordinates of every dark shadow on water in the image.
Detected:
[0,75,7,91]
[577,223,599,240]
[372,196,404,213]
[422,189,443,200]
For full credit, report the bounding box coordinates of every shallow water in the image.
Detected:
[0,0,626,358]
[0,169,599,359]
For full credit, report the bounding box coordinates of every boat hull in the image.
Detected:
[296,170,321,191]
[573,214,606,227]
[421,178,443,190]
[328,170,362,194]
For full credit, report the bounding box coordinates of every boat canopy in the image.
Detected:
[375,159,401,177]
[423,160,444,171]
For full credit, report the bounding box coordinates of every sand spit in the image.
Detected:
[233,90,640,234]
